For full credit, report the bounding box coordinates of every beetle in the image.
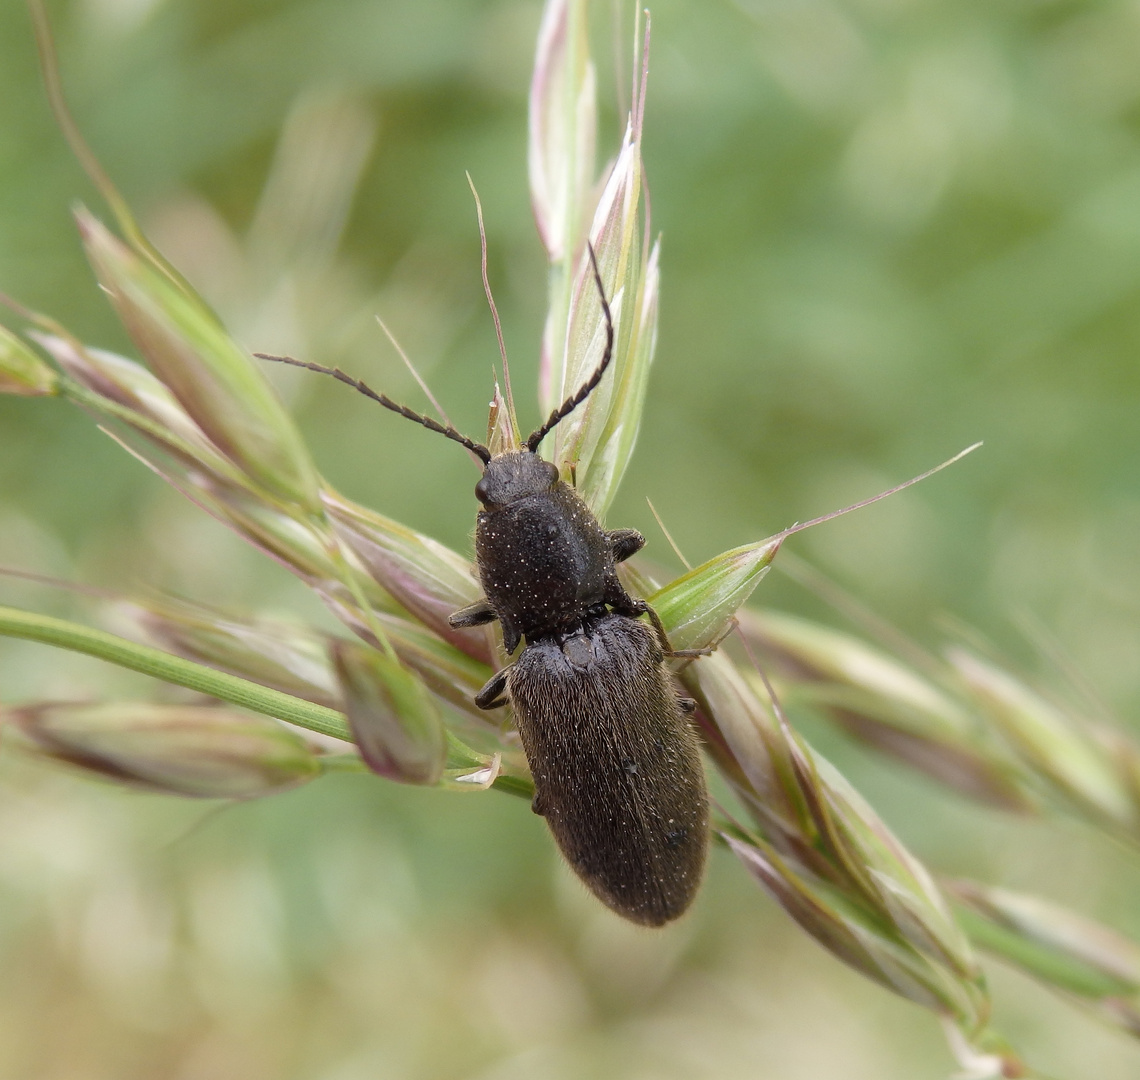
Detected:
[258,247,709,925]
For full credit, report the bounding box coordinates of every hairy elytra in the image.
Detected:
[257,247,709,925]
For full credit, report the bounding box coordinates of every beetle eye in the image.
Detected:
[543,460,560,486]
[475,476,490,504]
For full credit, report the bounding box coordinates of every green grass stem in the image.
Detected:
[0,605,351,740]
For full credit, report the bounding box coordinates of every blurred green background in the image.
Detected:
[2,0,1140,1076]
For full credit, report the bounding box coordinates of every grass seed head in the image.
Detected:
[332,639,447,785]
[77,208,323,512]
[0,324,58,396]
[7,701,323,798]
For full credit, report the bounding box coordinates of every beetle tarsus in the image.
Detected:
[475,667,511,710]
[449,599,498,629]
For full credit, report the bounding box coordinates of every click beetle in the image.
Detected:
[258,247,709,925]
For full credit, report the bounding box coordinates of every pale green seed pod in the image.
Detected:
[0,325,57,396]
[8,702,323,798]
[949,648,1135,833]
[649,538,781,652]
[742,610,1036,811]
[950,878,1140,1037]
[76,208,323,512]
[529,0,595,265]
[689,651,986,1031]
[323,488,485,659]
[332,639,447,786]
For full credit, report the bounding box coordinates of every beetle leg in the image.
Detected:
[500,621,521,655]
[603,569,643,613]
[474,666,511,710]
[679,696,698,715]
[607,528,645,563]
[451,601,522,655]
[448,598,498,629]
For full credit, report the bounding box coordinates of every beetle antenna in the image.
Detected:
[526,243,614,452]
[255,353,492,463]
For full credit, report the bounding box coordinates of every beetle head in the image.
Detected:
[475,451,560,509]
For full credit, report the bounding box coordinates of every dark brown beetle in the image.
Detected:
[259,249,708,925]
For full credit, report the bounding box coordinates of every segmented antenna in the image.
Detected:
[526,243,614,452]
[254,353,492,463]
